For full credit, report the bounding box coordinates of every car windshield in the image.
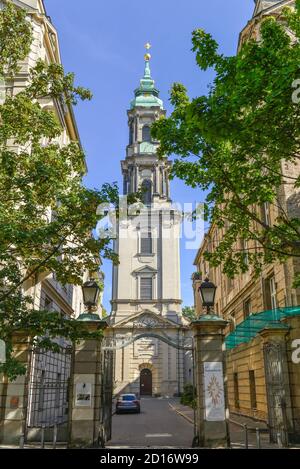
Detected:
[121,395,136,401]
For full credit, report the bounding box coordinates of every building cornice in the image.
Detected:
[239,0,294,51]
[43,279,74,317]
[111,310,184,329]
[111,299,182,306]
[253,0,294,19]
[10,0,83,151]
[193,222,217,266]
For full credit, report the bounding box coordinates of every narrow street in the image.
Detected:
[108,398,194,449]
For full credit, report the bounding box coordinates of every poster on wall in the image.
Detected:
[204,362,226,422]
[75,383,92,407]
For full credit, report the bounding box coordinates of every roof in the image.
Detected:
[130,58,164,110]
[9,0,38,11]
[253,1,293,17]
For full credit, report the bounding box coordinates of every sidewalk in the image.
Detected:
[168,398,300,449]
[168,398,195,426]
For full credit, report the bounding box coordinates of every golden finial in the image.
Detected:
[144,42,152,61]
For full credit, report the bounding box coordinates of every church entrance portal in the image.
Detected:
[140,368,152,396]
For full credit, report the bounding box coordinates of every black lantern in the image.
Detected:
[82,279,100,310]
[199,278,217,313]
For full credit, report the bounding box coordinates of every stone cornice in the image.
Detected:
[253,0,294,19]
[111,299,182,305]
[239,0,294,51]
[111,310,184,329]
[43,279,74,317]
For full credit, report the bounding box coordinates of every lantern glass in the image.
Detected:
[199,279,217,307]
[82,280,100,308]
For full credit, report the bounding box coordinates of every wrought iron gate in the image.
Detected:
[99,349,114,447]
[263,342,289,446]
[26,345,72,442]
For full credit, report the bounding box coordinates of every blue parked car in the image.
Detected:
[116,394,141,414]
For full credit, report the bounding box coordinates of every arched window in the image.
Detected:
[142,125,151,142]
[142,179,152,206]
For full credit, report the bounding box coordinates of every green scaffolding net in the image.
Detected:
[225,306,300,350]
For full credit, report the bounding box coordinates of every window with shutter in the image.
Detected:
[241,239,249,266]
[249,370,257,410]
[229,311,236,333]
[261,202,271,226]
[140,277,153,300]
[264,275,277,310]
[243,297,252,319]
[140,232,152,254]
[233,373,240,409]
[270,276,277,310]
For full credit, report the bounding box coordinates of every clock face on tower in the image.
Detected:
[140,141,156,154]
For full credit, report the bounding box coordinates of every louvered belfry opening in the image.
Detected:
[141,231,152,254]
[140,277,153,300]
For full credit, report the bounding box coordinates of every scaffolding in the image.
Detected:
[225,306,300,350]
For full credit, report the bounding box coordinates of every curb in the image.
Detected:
[168,403,265,432]
[168,402,194,426]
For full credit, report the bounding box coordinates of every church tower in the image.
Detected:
[111,47,192,398]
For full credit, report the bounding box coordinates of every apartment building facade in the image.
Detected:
[193,0,300,444]
[0,0,101,445]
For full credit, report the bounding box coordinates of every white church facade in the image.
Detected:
[110,50,193,397]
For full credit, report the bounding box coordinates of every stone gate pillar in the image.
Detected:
[192,315,230,448]
[68,319,109,448]
[0,332,32,446]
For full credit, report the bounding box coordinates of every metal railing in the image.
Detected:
[231,420,286,449]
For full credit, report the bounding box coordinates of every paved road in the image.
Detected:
[108,397,194,448]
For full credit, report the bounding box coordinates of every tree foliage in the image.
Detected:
[0,2,119,378]
[182,306,196,322]
[152,2,300,286]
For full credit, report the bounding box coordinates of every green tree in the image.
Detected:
[182,306,196,322]
[152,2,300,286]
[0,3,122,379]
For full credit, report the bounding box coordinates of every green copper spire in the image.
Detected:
[130,45,164,109]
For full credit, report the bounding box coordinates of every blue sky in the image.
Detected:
[46,0,254,312]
